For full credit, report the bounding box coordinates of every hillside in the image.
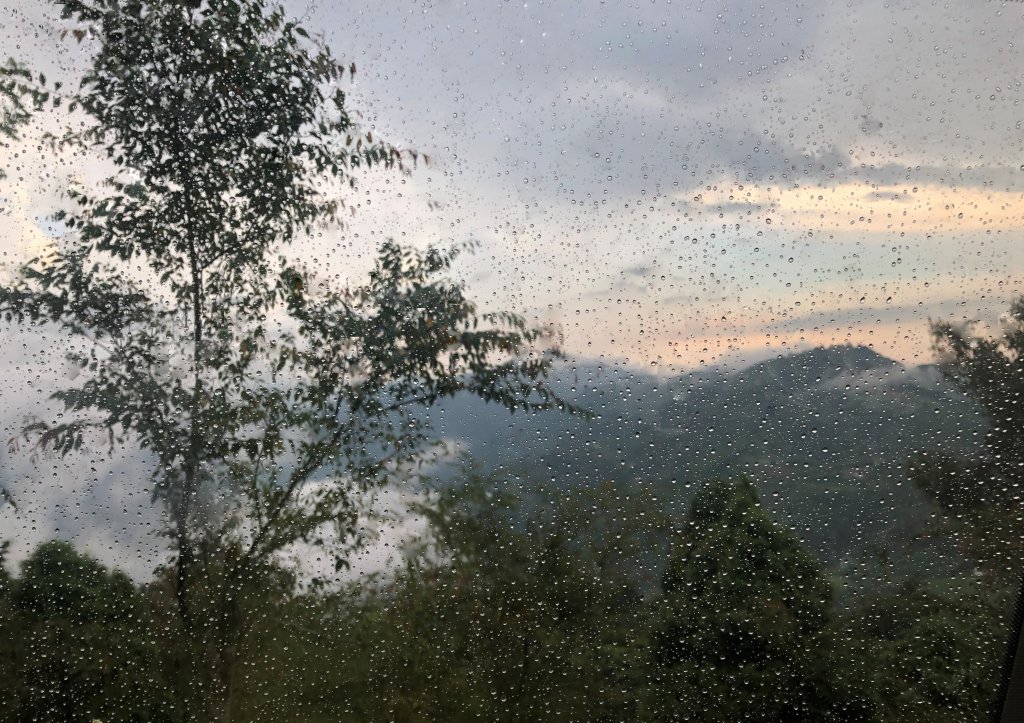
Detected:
[432,345,986,577]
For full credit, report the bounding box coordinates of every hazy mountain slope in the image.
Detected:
[431,345,985,570]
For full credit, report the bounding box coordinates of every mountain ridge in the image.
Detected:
[431,343,984,572]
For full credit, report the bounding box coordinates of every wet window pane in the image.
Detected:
[0,1,1021,720]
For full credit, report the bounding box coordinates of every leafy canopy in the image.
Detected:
[909,297,1024,573]
[0,0,573,587]
[652,478,847,722]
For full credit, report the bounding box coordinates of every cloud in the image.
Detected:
[0,324,167,579]
[0,0,1022,576]
[681,179,1024,235]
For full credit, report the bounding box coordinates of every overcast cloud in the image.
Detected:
[0,0,1021,574]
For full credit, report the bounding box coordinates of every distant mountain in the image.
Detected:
[430,345,986,574]
[662,345,979,480]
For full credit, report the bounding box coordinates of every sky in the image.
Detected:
[0,0,1022,575]
[291,0,1024,371]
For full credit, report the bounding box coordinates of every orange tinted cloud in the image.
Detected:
[686,181,1024,236]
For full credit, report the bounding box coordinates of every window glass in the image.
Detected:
[0,1,1021,720]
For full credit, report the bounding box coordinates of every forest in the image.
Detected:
[1,295,1021,722]
[0,410,1020,723]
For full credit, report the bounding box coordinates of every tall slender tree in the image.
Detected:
[0,0,571,715]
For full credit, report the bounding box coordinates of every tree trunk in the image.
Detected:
[179,227,208,720]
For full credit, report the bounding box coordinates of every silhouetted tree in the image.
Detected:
[909,296,1024,576]
[4,540,174,722]
[650,478,860,721]
[0,59,49,165]
[0,0,571,716]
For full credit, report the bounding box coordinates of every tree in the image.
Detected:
[0,0,571,716]
[238,470,654,722]
[0,541,23,722]
[6,540,175,722]
[0,58,50,168]
[649,478,861,721]
[908,296,1024,577]
[835,581,1003,723]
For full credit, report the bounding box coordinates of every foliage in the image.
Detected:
[0,1,572,714]
[648,477,862,722]
[0,465,1015,722]
[909,296,1024,577]
[834,582,1006,722]
[234,472,656,722]
[0,58,51,163]
[0,540,175,722]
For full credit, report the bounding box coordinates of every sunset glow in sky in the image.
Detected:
[2,0,1022,373]
[0,0,1022,572]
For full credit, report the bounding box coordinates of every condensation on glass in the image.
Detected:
[0,1,1020,720]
